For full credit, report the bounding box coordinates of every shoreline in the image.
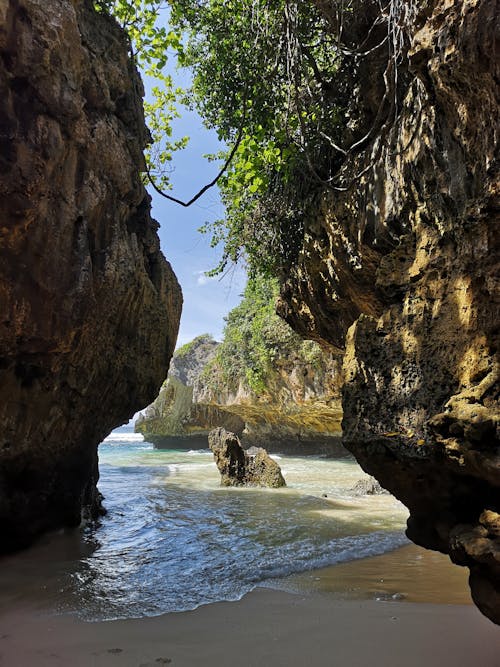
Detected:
[1,589,498,667]
[1,545,499,666]
[278,542,473,605]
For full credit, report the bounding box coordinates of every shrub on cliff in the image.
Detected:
[202,275,324,395]
[175,334,215,360]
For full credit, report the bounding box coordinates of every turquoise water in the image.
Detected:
[0,428,409,620]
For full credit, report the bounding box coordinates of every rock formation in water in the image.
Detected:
[276,0,499,622]
[137,281,345,454]
[0,0,182,551]
[209,428,286,488]
[349,477,388,497]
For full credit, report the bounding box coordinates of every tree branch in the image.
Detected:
[145,90,248,208]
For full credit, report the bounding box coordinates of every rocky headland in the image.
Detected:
[276,0,499,622]
[137,280,345,455]
[135,335,246,448]
[0,0,182,550]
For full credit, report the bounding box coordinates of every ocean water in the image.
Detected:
[0,428,410,621]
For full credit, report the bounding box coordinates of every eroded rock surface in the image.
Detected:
[138,332,344,455]
[0,0,182,550]
[278,0,499,622]
[209,428,286,488]
[199,346,344,454]
[135,335,246,448]
[349,477,388,497]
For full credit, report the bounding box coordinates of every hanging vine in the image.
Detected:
[96,0,420,276]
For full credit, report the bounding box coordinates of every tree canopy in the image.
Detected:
[95,1,410,277]
[170,1,345,277]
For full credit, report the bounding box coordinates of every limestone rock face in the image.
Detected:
[136,335,245,447]
[137,333,344,454]
[208,428,286,488]
[279,0,499,622]
[199,346,344,454]
[0,0,182,550]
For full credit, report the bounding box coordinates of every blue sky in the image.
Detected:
[145,83,246,349]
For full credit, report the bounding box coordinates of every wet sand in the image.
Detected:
[1,589,499,667]
[281,543,473,604]
[1,545,499,666]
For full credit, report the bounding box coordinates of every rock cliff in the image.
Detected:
[136,322,346,454]
[0,0,182,550]
[136,335,245,448]
[198,343,344,454]
[278,0,499,622]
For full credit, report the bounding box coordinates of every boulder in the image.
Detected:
[350,477,389,496]
[208,428,286,488]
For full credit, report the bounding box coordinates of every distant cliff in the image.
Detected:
[0,0,182,550]
[277,0,499,623]
[137,279,343,454]
[136,335,245,448]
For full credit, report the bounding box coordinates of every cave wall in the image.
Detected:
[0,0,182,550]
[278,0,499,622]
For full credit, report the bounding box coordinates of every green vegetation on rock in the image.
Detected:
[202,275,324,395]
[175,334,214,359]
[137,275,343,446]
[94,0,346,276]
[168,0,343,277]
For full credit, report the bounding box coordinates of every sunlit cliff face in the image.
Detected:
[278,0,499,623]
[137,333,344,454]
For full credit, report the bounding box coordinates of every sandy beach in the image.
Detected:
[1,589,499,667]
[1,545,499,667]
[282,543,474,604]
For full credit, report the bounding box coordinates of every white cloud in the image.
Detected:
[195,270,216,286]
